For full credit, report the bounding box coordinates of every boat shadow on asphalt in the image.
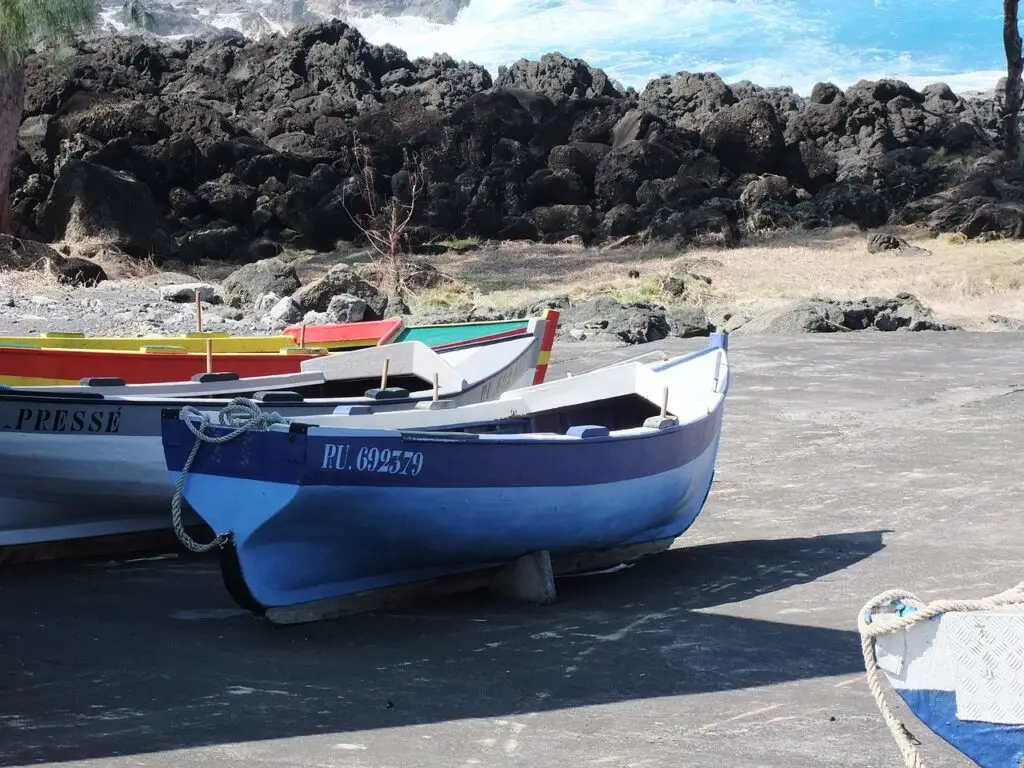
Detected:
[0,529,888,765]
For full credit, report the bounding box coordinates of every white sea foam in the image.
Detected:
[347,0,1009,96]
[96,0,1014,98]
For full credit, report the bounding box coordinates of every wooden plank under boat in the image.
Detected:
[158,333,730,621]
[0,315,556,554]
[0,312,558,387]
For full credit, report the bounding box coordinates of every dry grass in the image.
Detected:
[0,266,77,301]
[420,225,1024,329]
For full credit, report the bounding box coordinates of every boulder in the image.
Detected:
[292,264,384,318]
[547,142,611,184]
[325,293,368,323]
[37,159,171,257]
[221,257,302,307]
[268,296,303,323]
[561,296,670,344]
[0,234,65,270]
[638,72,736,132]
[734,293,950,335]
[666,304,712,337]
[700,98,785,176]
[865,233,931,256]
[494,53,621,104]
[160,282,222,303]
[52,256,107,286]
[593,140,681,209]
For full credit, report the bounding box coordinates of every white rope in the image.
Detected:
[170,397,288,553]
[857,581,1024,767]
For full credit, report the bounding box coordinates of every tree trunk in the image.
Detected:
[1003,0,1023,159]
[0,61,27,235]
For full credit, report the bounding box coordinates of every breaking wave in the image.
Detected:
[348,0,1012,96]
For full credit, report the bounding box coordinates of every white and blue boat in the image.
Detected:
[160,334,731,620]
[859,584,1024,768]
[0,324,551,549]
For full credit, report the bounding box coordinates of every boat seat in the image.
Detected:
[192,372,241,383]
[255,391,304,403]
[332,405,374,415]
[566,425,610,439]
[364,387,411,400]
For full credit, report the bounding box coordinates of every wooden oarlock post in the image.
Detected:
[299,324,306,348]
[380,358,390,390]
[194,292,203,333]
[205,338,214,374]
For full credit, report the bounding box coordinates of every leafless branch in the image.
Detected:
[342,133,424,297]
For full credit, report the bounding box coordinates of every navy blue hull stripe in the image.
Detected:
[162,408,725,489]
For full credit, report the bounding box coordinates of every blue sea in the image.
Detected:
[353,0,1013,97]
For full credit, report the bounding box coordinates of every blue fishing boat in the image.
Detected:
[859,583,1024,768]
[160,334,730,620]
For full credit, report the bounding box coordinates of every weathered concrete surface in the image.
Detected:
[3,331,1024,768]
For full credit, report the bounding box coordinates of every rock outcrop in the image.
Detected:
[10,23,1022,268]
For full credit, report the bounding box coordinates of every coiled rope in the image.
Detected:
[857,581,1024,767]
[170,397,288,553]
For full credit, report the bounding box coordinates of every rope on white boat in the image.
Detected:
[171,397,288,553]
[857,580,1024,768]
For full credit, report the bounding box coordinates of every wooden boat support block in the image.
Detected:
[489,550,557,606]
[262,539,677,626]
[264,570,498,626]
[0,525,209,565]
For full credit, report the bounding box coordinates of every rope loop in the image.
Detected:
[170,398,288,553]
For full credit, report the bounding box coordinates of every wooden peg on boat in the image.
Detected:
[194,292,203,333]
[661,386,669,418]
[205,338,213,374]
[299,324,306,348]
[380,358,390,390]
[433,372,439,401]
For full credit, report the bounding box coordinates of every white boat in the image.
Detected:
[0,325,550,548]
[859,582,1024,768]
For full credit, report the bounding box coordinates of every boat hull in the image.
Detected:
[0,338,544,546]
[0,318,404,354]
[875,611,1024,768]
[0,317,546,386]
[162,403,725,610]
[0,345,326,386]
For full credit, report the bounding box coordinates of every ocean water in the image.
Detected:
[352,0,1016,97]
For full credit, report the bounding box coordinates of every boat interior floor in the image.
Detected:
[423,394,665,437]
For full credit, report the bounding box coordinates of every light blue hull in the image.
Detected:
[170,438,719,609]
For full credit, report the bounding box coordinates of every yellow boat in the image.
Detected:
[0,320,405,354]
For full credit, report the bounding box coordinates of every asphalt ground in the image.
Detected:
[3,331,1023,767]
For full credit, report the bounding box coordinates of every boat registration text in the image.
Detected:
[321,443,424,476]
